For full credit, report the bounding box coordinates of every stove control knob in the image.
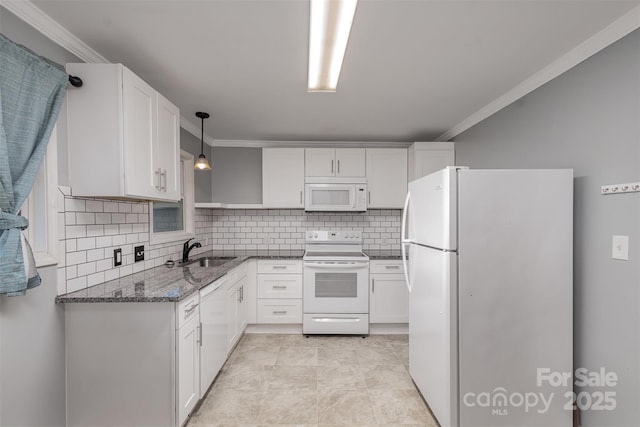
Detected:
[314,233,318,238]
[307,233,313,238]
[355,233,360,238]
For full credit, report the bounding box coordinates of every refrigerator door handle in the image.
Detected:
[401,191,411,293]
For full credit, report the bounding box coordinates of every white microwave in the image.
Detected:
[304,178,367,212]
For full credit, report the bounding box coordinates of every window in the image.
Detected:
[19,126,59,267]
[149,150,195,245]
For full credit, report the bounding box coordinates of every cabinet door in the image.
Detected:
[123,68,157,199]
[336,148,365,177]
[238,278,248,332]
[413,150,455,181]
[263,148,305,208]
[156,94,181,201]
[177,314,200,425]
[370,273,409,323]
[305,148,335,176]
[199,286,226,397]
[366,148,408,208]
[226,284,241,352]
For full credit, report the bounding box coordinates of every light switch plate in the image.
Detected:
[612,235,629,261]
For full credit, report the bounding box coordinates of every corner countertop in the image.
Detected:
[56,250,304,304]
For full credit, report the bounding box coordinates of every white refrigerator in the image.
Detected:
[401,167,573,427]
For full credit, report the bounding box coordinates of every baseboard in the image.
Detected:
[369,323,408,334]
[244,323,408,335]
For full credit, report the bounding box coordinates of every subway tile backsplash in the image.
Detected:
[59,197,400,294]
[206,209,401,251]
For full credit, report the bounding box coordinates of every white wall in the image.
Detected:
[454,29,640,427]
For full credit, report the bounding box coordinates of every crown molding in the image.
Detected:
[2,0,109,63]
[206,139,412,148]
[437,5,640,142]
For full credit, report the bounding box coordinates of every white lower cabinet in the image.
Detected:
[177,308,200,425]
[369,260,409,323]
[225,267,248,352]
[199,277,227,397]
[257,299,303,323]
[65,262,251,427]
[256,260,303,324]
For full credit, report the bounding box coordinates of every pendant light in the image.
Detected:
[194,111,212,171]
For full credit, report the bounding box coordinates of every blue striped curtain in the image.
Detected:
[0,34,68,296]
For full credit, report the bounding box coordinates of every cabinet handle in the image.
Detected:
[331,160,334,174]
[368,190,371,204]
[273,310,287,315]
[198,322,203,346]
[241,286,244,302]
[160,169,167,192]
[385,265,400,270]
[337,159,340,174]
[372,278,375,293]
[155,168,160,190]
[300,190,303,204]
[272,265,287,270]
[272,285,287,290]
[185,303,199,316]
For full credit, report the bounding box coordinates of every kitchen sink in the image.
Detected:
[190,256,236,268]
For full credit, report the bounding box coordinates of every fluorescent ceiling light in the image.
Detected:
[308,0,358,92]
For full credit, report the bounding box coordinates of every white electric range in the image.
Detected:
[302,230,370,335]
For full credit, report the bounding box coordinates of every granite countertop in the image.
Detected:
[56,250,304,304]
[365,249,404,260]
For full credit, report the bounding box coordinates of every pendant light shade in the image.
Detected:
[194,112,212,171]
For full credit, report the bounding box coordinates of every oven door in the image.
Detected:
[303,261,369,313]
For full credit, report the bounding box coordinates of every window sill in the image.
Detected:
[34,253,58,268]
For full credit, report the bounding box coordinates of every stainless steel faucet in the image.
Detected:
[182,238,202,263]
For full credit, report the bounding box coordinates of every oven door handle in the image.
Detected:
[304,262,369,269]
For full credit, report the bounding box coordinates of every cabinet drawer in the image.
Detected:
[257,299,302,324]
[370,260,404,274]
[257,260,302,274]
[257,274,302,299]
[176,293,200,329]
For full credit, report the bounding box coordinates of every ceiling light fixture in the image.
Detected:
[308,0,358,92]
[194,112,212,171]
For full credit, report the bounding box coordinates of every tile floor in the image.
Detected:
[187,333,438,427]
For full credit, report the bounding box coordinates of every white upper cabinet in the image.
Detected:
[366,148,408,208]
[66,63,180,202]
[305,148,365,177]
[156,94,181,200]
[263,148,305,208]
[408,141,455,182]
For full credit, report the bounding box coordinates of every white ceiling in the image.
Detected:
[29,0,640,144]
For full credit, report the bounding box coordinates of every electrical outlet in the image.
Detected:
[134,245,145,262]
[113,248,122,267]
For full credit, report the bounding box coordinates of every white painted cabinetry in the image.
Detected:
[369,260,409,323]
[256,260,303,324]
[365,148,408,208]
[225,263,248,352]
[305,148,365,177]
[262,148,305,208]
[407,141,455,181]
[66,63,180,201]
[199,277,227,397]
[176,294,200,426]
